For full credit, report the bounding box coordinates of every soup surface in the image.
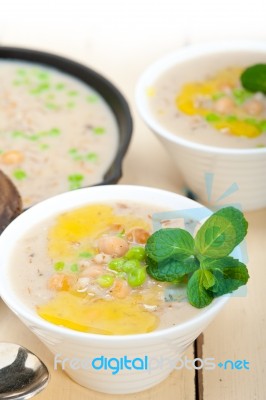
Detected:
[148,61,266,148]
[10,201,202,335]
[0,61,118,208]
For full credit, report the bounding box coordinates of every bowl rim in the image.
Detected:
[135,40,266,155]
[0,184,230,343]
[0,45,133,191]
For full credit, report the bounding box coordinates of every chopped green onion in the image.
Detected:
[28,134,39,141]
[12,131,24,138]
[68,174,84,190]
[68,148,78,155]
[205,113,221,122]
[259,120,266,132]
[86,152,98,162]
[46,103,58,110]
[48,128,61,136]
[226,115,238,122]
[70,263,79,272]
[55,83,65,90]
[79,251,93,258]
[67,101,76,109]
[93,127,105,135]
[232,88,252,105]
[16,68,27,76]
[212,92,225,101]
[54,261,65,271]
[244,118,260,128]
[37,71,50,80]
[39,143,50,150]
[30,82,50,94]
[87,95,98,103]
[13,169,27,180]
[68,90,78,96]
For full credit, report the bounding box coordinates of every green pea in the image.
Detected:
[97,274,115,288]
[108,258,125,272]
[78,251,93,258]
[127,268,146,288]
[54,261,65,271]
[70,263,79,272]
[205,113,221,123]
[122,259,141,273]
[125,247,145,261]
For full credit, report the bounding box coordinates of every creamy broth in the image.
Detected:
[10,201,202,335]
[0,61,118,207]
[148,53,266,148]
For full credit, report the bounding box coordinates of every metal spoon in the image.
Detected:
[0,343,49,399]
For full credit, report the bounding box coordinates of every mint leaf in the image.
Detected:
[145,228,194,262]
[202,257,249,296]
[241,64,266,94]
[187,270,214,308]
[146,256,199,282]
[201,270,216,290]
[195,207,248,258]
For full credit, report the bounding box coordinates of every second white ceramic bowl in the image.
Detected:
[136,42,266,211]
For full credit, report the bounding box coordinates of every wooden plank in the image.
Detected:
[200,209,266,399]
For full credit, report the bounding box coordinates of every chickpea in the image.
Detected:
[243,99,264,116]
[98,236,129,257]
[126,228,150,244]
[110,279,131,299]
[48,273,74,291]
[214,97,235,115]
[80,264,103,278]
[76,277,90,291]
[0,150,24,165]
[93,253,112,264]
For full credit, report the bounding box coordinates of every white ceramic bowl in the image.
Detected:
[0,185,229,394]
[136,42,266,211]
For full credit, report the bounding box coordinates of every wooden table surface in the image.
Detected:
[0,2,266,398]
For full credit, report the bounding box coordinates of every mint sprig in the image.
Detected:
[241,64,266,94]
[145,206,249,308]
[145,228,194,262]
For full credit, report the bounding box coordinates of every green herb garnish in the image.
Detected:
[145,206,249,308]
[241,64,266,94]
[13,169,27,180]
